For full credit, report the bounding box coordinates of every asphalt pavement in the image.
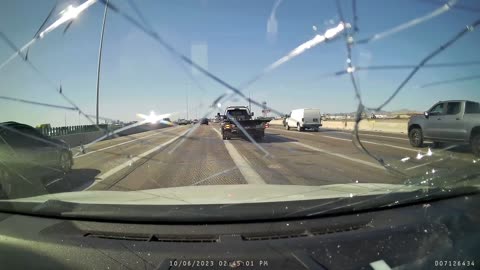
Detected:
[43,123,478,195]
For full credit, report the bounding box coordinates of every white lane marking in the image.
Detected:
[271,127,408,141]
[74,126,183,159]
[327,130,409,141]
[275,128,417,153]
[274,127,474,165]
[293,131,314,136]
[291,141,386,170]
[212,128,266,184]
[319,134,417,152]
[305,131,474,165]
[87,128,190,187]
[405,158,445,170]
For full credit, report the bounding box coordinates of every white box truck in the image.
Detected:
[284,108,322,131]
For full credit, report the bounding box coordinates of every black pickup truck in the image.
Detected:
[219,106,270,141]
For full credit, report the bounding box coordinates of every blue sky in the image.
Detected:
[0,0,479,126]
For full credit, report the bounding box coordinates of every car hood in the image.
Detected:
[6,183,427,205]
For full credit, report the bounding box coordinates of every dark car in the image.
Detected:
[0,122,73,198]
[200,118,209,125]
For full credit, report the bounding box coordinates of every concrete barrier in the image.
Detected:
[53,123,173,148]
[269,119,284,126]
[115,123,171,136]
[269,119,408,134]
[54,131,106,148]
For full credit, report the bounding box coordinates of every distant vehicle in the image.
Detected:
[200,118,209,125]
[193,119,199,124]
[284,108,322,131]
[0,122,73,198]
[220,106,269,141]
[408,100,480,156]
[36,123,51,129]
[177,119,189,125]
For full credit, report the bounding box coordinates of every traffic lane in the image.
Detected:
[318,128,409,140]
[91,124,246,192]
[268,127,411,164]
[45,126,192,193]
[71,125,184,157]
[270,126,476,164]
[267,127,478,179]
[227,130,403,186]
[272,126,415,151]
[296,127,478,168]
[310,127,475,160]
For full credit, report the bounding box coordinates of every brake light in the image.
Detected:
[264,123,269,128]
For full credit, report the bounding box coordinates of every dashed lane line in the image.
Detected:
[85,128,191,190]
[212,128,266,184]
[74,126,184,159]
[291,141,386,170]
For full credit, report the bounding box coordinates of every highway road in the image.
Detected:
[40,123,478,196]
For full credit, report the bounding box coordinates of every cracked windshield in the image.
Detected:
[0,0,479,208]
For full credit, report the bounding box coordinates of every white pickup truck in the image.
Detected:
[408,100,480,156]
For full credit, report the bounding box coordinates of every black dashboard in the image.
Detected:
[0,192,479,270]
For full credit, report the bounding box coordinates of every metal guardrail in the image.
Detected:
[37,124,114,137]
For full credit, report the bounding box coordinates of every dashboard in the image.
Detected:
[0,192,478,270]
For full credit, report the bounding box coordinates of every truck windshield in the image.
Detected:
[227,110,250,118]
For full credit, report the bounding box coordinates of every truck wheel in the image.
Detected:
[285,124,290,130]
[297,123,302,132]
[471,134,480,157]
[409,127,423,147]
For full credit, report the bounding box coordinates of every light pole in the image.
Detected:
[96,0,109,125]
